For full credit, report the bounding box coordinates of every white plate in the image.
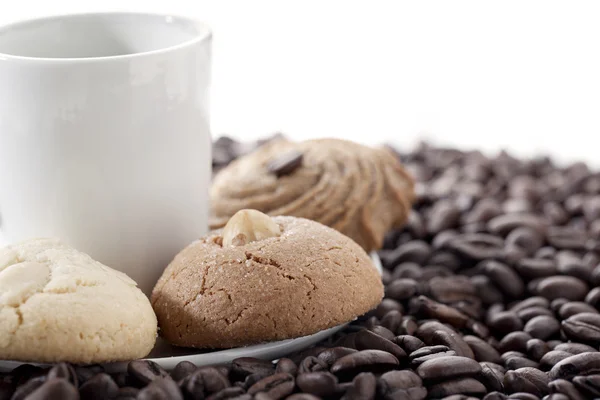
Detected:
[0,252,382,372]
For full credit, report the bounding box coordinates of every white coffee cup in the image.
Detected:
[0,12,212,295]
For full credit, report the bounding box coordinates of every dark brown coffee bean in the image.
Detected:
[298,356,328,374]
[488,311,524,335]
[171,361,197,382]
[416,356,481,380]
[526,339,550,361]
[481,261,525,299]
[206,387,246,400]
[446,234,505,260]
[430,329,475,359]
[340,372,376,400]
[592,264,600,286]
[482,392,508,400]
[503,368,549,396]
[409,345,450,359]
[556,251,594,282]
[113,387,139,400]
[539,351,574,370]
[428,251,462,270]
[411,296,470,329]
[127,360,169,386]
[400,317,419,336]
[267,151,303,177]
[464,335,502,364]
[393,335,425,354]
[47,363,77,388]
[317,347,357,367]
[286,395,320,400]
[558,301,598,319]
[247,373,294,400]
[410,351,458,367]
[375,299,404,319]
[524,316,560,340]
[10,376,44,400]
[74,365,104,386]
[535,276,589,301]
[510,297,550,313]
[548,379,588,400]
[379,370,422,392]
[554,342,597,354]
[488,214,547,236]
[231,358,275,379]
[480,362,505,392]
[499,332,533,353]
[295,372,337,397]
[572,374,600,397]
[543,394,570,400]
[468,320,490,339]
[561,312,600,344]
[25,378,78,400]
[386,279,419,301]
[465,199,502,224]
[471,275,505,305]
[137,377,183,400]
[369,326,396,342]
[78,373,118,400]
[330,350,399,378]
[182,367,231,398]
[517,307,554,322]
[547,226,588,250]
[505,356,540,370]
[586,286,600,308]
[506,228,544,256]
[380,310,403,334]
[427,377,487,398]
[506,393,540,400]
[549,352,600,379]
[384,241,431,266]
[421,265,455,280]
[355,330,407,360]
[391,262,423,280]
[427,201,461,233]
[429,276,478,303]
[514,259,557,279]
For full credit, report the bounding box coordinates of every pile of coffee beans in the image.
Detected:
[2,138,600,400]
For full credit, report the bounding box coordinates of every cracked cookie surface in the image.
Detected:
[0,238,157,363]
[209,138,415,252]
[151,216,384,348]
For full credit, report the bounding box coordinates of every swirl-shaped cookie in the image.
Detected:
[210,138,415,251]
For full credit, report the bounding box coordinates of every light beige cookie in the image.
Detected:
[151,210,384,349]
[0,238,157,364]
[209,138,415,252]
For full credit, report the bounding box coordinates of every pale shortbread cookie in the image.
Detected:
[0,238,157,363]
[151,214,384,349]
[209,138,415,252]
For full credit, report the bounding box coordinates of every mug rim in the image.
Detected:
[0,11,212,63]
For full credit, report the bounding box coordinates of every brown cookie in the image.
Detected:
[209,138,414,251]
[151,211,383,349]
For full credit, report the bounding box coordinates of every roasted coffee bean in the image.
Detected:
[468,320,490,339]
[411,351,458,367]
[380,311,403,334]
[554,342,597,354]
[542,394,569,400]
[499,332,533,353]
[586,286,600,308]
[539,351,574,370]
[409,345,451,359]
[556,252,594,282]
[428,276,478,304]
[431,329,475,359]
[386,279,419,301]
[114,387,139,400]
[428,251,462,270]
[482,392,508,400]
[480,362,506,392]
[375,299,404,319]
[411,296,470,329]
[487,214,547,237]
[428,377,487,398]
[471,275,505,305]
[75,365,104,385]
[393,335,425,354]
[25,378,78,400]
[78,373,119,400]
[267,151,303,177]
[517,307,554,322]
[298,356,328,374]
[480,261,525,299]
[572,374,600,396]
[548,379,588,400]
[205,387,246,400]
[248,373,294,399]
[526,339,550,361]
[427,201,462,233]
[506,393,540,400]
[10,376,44,400]
[546,226,587,250]
[416,356,481,380]
[561,312,600,344]
[506,228,543,256]
[137,377,183,400]
[464,335,502,364]
[231,358,275,380]
[182,367,231,398]
[557,301,598,319]
[340,372,376,400]
[446,233,505,260]
[286,395,321,400]
[171,361,197,382]
[524,316,560,340]
[127,360,169,386]
[46,363,78,387]
[535,276,589,301]
[514,259,557,279]
[369,326,396,342]
[488,311,524,335]
[400,317,419,336]
[391,262,423,280]
[505,355,540,370]
[549,352,600,379]
[378,370,422,392]
[355,329,407,360]
[384,241,431,266]
[503,368,549,396]
[274,359,298,376]
[295,372,337,397]
[510,297,550,313]
[330,350,399,378]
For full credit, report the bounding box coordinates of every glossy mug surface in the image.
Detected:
[0,13,212,295]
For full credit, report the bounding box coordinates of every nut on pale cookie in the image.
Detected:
[0,238,157,364]
[151,211,384,349]
[209,138,415,251]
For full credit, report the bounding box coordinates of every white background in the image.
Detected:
[2,1,600,165]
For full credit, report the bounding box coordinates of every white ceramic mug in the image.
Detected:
[0,12,212,295]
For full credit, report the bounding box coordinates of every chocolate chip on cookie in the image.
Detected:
[209,138,415,251]
[151,210,384,349]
